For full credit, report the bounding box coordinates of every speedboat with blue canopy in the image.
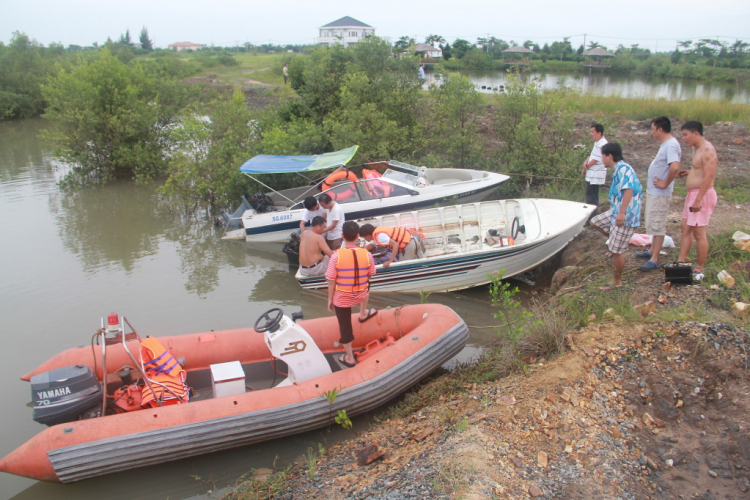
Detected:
[222,146,509,242]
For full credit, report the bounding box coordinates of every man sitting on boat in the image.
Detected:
[299,196,327,230]
[299,216,333,277]
[359,224,426,268]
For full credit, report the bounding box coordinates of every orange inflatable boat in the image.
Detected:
[0,304,468,483]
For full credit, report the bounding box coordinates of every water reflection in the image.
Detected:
[53,183,173,274]
[434,70,750,103]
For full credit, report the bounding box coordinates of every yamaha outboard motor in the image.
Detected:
[30,365,102,426]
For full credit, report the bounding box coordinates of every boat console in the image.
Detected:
[256,308,332,386]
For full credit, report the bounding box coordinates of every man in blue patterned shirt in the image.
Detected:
[590,143,643,289]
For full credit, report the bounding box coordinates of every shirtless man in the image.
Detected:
[676,121,718,280]
[298,216,333,277]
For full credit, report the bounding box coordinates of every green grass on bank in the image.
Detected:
[561,94,750,125]
[480,92,750,125]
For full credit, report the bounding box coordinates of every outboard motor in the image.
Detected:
[30,365,102,426]
[282,230,302,266]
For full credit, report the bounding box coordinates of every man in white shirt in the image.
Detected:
[299,196,327,231]
[319,193,344,250]
[582,123,608,223]
[637,116,681,272]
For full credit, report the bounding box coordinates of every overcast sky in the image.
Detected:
[3,0,747,52]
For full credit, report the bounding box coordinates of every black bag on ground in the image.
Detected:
[664,262,692,285]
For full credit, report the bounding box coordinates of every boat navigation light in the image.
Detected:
[107,313,120,332]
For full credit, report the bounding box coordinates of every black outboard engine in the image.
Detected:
[30,365,102,426]
[248,190,275,214]
[282,230,302,266]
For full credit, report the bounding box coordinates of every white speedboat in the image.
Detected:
[222,146,509,242]
[296,198,595,293]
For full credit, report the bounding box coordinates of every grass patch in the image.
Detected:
[221,464,302,500]
[561,94,750,125]
[703,229,750,303]
[557,287,641,328]
[716,175,750,204]
[480,92,750,125]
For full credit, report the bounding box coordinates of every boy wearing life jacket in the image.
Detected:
[325,221,377,367]
[359,224,425,268]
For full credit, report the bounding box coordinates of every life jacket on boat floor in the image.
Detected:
[141,372,189,408]
[140,337,189,407]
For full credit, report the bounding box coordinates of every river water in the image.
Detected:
[0,119,503,499]
[425,70,750,103]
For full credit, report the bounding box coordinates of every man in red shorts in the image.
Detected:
[676,121,718,280]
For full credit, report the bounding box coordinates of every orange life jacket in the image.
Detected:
[372,227,425,251]
[141,337,182,377]
[322,169,358,201]
[140,372,189,408]
[335,247,371,293]
[140,337,189,407]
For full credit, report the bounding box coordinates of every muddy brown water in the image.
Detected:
[0,119,512,499]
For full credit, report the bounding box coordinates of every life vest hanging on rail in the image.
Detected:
[140,337,189,408]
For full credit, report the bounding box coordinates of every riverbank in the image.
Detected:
[221,119,750,499]
[226,237,750,500]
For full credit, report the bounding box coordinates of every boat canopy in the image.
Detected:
[239,146,359,174]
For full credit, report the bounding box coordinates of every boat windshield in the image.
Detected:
[382,169,418,187]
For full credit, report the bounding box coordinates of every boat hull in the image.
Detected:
[1,304,468,483]
[297,199,594,293]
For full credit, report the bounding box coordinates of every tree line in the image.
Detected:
[0,30,255,120]
[32,35,584,217]
[394,34,750,78]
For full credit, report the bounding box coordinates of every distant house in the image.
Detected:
[414,44,442,59]
[317,16,375,47]
[168,42,203,52]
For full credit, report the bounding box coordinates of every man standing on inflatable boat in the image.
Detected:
[326,221,377,367]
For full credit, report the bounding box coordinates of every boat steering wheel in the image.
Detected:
[511,217,526,240]
[254,308,284,333]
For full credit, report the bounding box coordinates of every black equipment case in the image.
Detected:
[664,262,693,285]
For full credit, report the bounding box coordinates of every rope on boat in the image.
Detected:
[394,306,405,339]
